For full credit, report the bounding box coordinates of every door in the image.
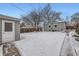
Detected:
[2,20,15,43]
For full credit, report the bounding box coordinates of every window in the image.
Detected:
[5,22,13,32]
[49,25,51,28]
[49,30,51,31]
[54,25,57,28]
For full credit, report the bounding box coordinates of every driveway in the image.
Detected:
[14,32,75,56]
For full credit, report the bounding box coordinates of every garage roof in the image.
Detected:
[0,14,20,21]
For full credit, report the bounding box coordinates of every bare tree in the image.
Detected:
[21,4,62,31]
[71,13,79,34]
[71,12,79,22]
[41,4,62,23]
[41,4,52,23]
[21,10,42,30]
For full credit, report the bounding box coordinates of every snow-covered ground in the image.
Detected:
[14,32,69,56]
[0,45,3,56]
[69,31,79,56]
[13,32,79,56]
[0,31,77,56]
[60,32,76,56]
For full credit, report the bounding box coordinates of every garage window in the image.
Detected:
[5,22,13,32]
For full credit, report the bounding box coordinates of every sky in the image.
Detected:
[0,3,79,20]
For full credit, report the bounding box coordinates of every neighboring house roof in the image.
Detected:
[21,26,33,28]
[0,14,20,21]
[21,22,33,28]
[21,24,33,28]
[55,20,65,23]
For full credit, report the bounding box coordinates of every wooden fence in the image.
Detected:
[20,28,42,33]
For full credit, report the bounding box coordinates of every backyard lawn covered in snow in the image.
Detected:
[14,32,75,56]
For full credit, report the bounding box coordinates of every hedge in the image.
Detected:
[20,28,42,33]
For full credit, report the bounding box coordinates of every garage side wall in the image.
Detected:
[0,20,2,44]
[15,21,20,41]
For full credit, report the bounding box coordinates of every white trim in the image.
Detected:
[2,20,15,43]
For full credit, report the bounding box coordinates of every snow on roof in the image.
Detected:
[20,20,24,24]
[55,20,64,22]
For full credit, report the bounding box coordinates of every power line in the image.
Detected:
[10,3,27,13]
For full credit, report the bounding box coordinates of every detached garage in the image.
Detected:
[0,14,20,44]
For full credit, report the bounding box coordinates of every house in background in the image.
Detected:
[20,20,33,29]
[0,14,20,44]
[20,18,66,32]
[44,20,66,31]
[20,20,44,32]
[20,20,35,32]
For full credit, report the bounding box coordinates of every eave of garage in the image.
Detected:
[0,14,20,22]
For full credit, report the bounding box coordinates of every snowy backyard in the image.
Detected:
[13,32,76,56]
[0,32,79,56]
